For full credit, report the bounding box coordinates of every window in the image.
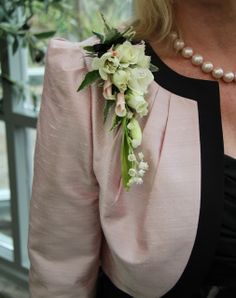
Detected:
[0,0,132,285]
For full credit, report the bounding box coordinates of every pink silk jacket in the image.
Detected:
[27,36,225,298]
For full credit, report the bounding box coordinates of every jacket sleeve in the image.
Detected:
[27,37,102,298]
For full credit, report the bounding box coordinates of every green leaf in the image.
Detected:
[34,31,56,39]
[99,11,112,33]
[92,30,105,43]
[83,45,96,53]
[77,70,100,92]
[120,117,132,192]
[109,113,122,131]
[103,100,114,124]
[149,62,159,73]
[103,28,121,44]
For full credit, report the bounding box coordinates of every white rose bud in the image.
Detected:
[134,42,151,68]
[125,89,149,117]
[115,41,140,67]
[112,69,131,92]
[128,67,154,94]
[92,52,120,80]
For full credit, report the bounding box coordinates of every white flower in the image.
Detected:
[134,41,151,68]
[115,92,127,117]
[129,118,142,148]
[125,89,149,117]
[128,153,136,161]
[138,169,145,177]
[127,177,135,186]
[128,168,137,177]
[115,41,140,67]
[127,176,143,186]
[128,67,154,94]
[138,55,151,68]
[92,52,120,80]
[112,69,131,92]
[134,177,143,184]
[131,139,140,148]
[138,152,144,160]
[139,161,149,171]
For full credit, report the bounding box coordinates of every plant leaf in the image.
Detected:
[149,62,159,73]
[120,117,132,191]
[99,11,112,33]
[77,70,100,92]
[92,30,105,43]
[103,100,114,124]
[34,31,56,39]
[103,28,122,44]
[83,45,96,53]
[109,113,122,131]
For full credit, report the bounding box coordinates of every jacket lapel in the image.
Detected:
[144,42,225,297]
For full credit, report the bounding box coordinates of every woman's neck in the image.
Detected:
[174,0,236,57]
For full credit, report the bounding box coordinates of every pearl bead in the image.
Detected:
[222,71,235,83]
[201,61,214,73]
[169,32,236,84]
[173,39,185,51]
[191,54,203,66]
[181,47,193,58]
[169,31,178,41]
[212,67,224,79]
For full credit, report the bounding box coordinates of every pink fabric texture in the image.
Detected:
[27,36,202,298]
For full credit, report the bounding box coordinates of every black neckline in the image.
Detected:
[144,40,226,298]
[144,41,220,101]
[224,153,236,161]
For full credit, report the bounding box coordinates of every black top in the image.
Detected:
[203,153,236,288]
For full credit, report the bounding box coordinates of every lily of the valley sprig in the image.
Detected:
[77,13,159,191]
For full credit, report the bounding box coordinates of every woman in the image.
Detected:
[27,0,236,297]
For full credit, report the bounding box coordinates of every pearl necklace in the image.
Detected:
[170,31,236,83]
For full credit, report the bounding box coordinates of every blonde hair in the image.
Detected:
[127,0,175,43]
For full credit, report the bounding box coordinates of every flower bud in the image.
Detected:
[128,153,136,161]
[129,118,142,148]
[128,168,137,177]
[139,161,149,170]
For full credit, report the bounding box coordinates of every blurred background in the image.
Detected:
[0,0,132,296]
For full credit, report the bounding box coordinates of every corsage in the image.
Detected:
[77,13,159,192]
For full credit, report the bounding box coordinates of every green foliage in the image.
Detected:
[121,116,132,191]
[109,113,122,131]
[77,70,100,92]
[0,0,72,62]
[77,0,132,40]
[0,0,132,112]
